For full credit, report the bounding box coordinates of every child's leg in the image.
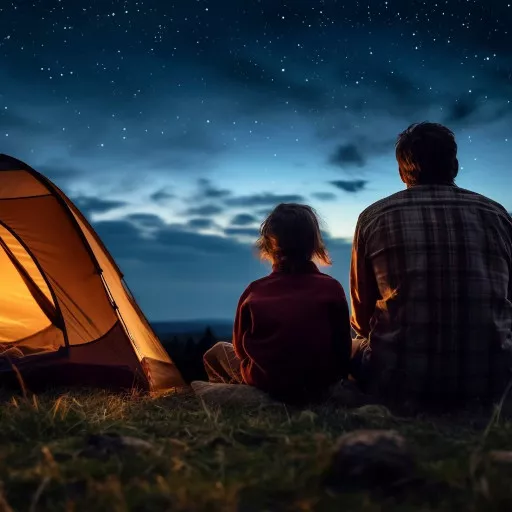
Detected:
[203,342,243,384]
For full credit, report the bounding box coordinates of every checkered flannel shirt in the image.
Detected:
[350,184,512,403]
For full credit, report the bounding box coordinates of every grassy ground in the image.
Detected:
[0,388,512,511]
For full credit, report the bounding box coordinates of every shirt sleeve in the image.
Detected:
[350,217,380,340]
[232,284,252,360]
[331,284,353,379]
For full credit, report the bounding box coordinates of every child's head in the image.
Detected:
[256,203,331,267]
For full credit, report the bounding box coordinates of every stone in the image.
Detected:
[79,433,154,459]
[324,429,416,492]
[190,381,279,408]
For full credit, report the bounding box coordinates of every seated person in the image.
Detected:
[350,122,512,407]
[203,203,352,403]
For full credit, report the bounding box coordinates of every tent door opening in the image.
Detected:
[0,224,65,361]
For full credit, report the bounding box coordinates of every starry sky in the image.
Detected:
[1,0,511,321]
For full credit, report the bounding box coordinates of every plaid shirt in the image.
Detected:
[350,184,512,404]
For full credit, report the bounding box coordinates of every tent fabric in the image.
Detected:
[0,154,185,391]
[0,170,50,199]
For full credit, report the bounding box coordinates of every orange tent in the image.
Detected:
[0,154,184,391]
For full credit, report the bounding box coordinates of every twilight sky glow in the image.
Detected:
[1,1,511,320]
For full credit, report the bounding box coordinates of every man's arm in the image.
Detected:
[349,218,380,340]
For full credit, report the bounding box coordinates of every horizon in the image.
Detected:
[1,1,511,320]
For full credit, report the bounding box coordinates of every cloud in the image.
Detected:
[330,180,367,193]
[328,143,366,169]
[311,192,338,202]
[197,178,231,199]
[230,213,259,226]
[185,203,224,216]
[443,92,511,126]
[151,189,175,203]
[187,218,217,230]
[225,193,306,208]
[73,196,127,216]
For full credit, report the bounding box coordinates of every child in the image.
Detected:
[203,203,352,403]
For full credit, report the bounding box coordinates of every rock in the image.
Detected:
[190,381,279,408]
[324,429,416,492]
[79,433,154,459]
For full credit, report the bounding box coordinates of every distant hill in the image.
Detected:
[152,319,233,341]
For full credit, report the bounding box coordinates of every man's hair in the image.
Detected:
[256,203,331,266]
[395,122,459,186]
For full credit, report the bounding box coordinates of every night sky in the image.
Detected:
[1,1,511,320]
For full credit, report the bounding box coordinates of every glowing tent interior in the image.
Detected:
[0,153,185,391]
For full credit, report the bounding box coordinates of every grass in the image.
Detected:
[0,388,512,511]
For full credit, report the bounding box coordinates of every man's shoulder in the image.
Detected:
[358,186,511,227]
[457,187,511,216]
[357,189,409,225]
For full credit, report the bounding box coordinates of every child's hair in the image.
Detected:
[256,203,331,266]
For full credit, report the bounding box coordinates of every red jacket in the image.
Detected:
[232,261,352,399]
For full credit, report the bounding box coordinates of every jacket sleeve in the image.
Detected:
[232,285,252,360]
[331,283,353,379]
[350,217,380,340]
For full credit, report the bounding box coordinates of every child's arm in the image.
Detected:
[331,283,353,379]
[232,285,252,360]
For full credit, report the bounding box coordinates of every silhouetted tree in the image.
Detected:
[160,328,220,384]
[197,326,217,356]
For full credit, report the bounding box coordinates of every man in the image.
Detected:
[350,122,512,406]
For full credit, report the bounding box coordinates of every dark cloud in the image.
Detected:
[230,213,259,226]
[187,218,217,230]
[224,227,260,238]
[225,193,306,208]
[151,189,175,203]
[445,95,481,123]
[73,196,127,216]
[379,72,429,111]
[197,178,232,199]
[328,143,366,169]
[444,93,511,125]
[382,73,418,99]
[311,192,338,202]
[185,203,224,216]
[330,180,367,193]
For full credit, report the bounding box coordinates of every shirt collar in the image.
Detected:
[271,260,320,274]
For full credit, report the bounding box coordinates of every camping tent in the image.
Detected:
[0,153,184,391]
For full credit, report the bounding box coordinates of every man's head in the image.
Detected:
[395,122,459,187]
